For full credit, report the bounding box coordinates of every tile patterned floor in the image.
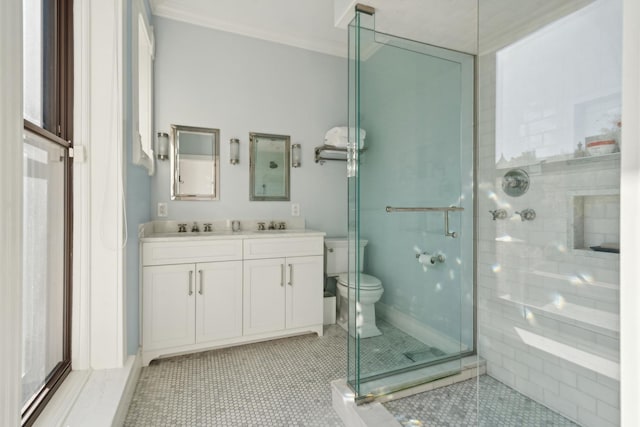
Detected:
[125,326,347,427]
[125,322,576,427]
[384,375,579,427]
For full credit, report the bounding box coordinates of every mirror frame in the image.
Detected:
[249,132,291,201]
[170,124,220,201]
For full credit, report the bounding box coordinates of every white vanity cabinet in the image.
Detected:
[242,237,324,336]
[142,261,242,351]
[140,232,324,366]
[243,256,323,335]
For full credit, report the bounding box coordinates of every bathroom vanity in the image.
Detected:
[139,225,325,366]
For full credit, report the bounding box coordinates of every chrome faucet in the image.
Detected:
[178,223,187,233]
[191,222,200,232]
[203,223,212,232]
[268,221,276,230]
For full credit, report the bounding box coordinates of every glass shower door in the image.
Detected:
[347,12,474,400]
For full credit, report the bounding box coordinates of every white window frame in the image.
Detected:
[132,0,155,175]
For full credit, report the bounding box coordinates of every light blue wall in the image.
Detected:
[358,32,475,350]
[152,17,348,236]
[125,0,153,355]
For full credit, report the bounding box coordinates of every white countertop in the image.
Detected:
[140,229,326,243]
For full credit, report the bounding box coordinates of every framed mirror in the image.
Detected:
[250,132,290,201]
[170,124,220,200]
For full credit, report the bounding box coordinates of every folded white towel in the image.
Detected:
[324,127,366,148]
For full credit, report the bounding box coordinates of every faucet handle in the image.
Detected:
[257,222,266,231]
[178,223,187,233]
[515,208,536,222]
[489,209,508,220]
[203,223,212,232]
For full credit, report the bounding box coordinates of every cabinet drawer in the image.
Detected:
[143,240,243,265]
[243,237,323,259]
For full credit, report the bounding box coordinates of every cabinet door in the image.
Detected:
[285,256,323,329]
[243,258,286,335]
[143,264,195,350]
[195,261,242,344]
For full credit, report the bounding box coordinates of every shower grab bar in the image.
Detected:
[385,206,464,238]
[385,206,464,212]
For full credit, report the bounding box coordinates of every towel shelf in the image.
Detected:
[315,144,366,164]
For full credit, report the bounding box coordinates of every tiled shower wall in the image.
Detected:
[476,50,620,427]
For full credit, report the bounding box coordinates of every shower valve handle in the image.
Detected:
[515,208,536,222]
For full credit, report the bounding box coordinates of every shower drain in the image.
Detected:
[403,347,446,362]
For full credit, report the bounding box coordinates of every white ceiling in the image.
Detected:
[150,0,594,57]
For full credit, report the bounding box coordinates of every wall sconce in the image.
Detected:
[156,132,169,160]
[291,143,301,168]
[230,138,240,165]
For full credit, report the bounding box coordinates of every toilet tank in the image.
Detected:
[324,238,368,276]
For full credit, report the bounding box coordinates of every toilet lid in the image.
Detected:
[337,273,381,289]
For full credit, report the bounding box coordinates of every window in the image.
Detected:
[132,0,155,174]
[495,0,622,166]
[21,0,73,425]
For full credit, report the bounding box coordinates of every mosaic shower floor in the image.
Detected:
[359,319,448,379]
[384,375,579,427]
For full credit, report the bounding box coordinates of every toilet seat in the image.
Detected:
[337,273,381,289]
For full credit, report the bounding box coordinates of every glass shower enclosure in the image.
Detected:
[346,11,475,399]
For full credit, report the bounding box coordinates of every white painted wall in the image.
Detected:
[152,17,348,237]
[0,1,23,425]
[620,0,640,424]
[87,0,126,369]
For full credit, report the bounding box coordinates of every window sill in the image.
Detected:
[34,354,140,427]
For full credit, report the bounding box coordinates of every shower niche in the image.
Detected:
[570,190,620,254]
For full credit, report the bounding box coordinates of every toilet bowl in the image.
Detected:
[336,273,383,338]
[324,238,384,338]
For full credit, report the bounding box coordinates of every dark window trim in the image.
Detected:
[21,0,73,425]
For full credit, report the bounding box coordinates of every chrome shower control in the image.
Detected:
[515,208,536,221]
[489,209,508,220]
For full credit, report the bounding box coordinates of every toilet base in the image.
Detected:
[337,317,382,338]
[336,293,382,338]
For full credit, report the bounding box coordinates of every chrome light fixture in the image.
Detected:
[291,143,301,168]
[156,132,169,160]
[230,138,240,165]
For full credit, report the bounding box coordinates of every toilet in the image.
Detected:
[324,238,383,338]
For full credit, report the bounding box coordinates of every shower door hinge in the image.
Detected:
[355,3,375,15]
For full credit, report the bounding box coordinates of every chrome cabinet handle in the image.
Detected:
[188,271,193,296]
[198,270,203,295]
[288,264,293,286]
[280,264,285,287]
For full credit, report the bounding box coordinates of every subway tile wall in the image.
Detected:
[476,50,620,427]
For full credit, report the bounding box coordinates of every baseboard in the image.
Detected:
[113,349,142,426]
[376,301,467,354]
